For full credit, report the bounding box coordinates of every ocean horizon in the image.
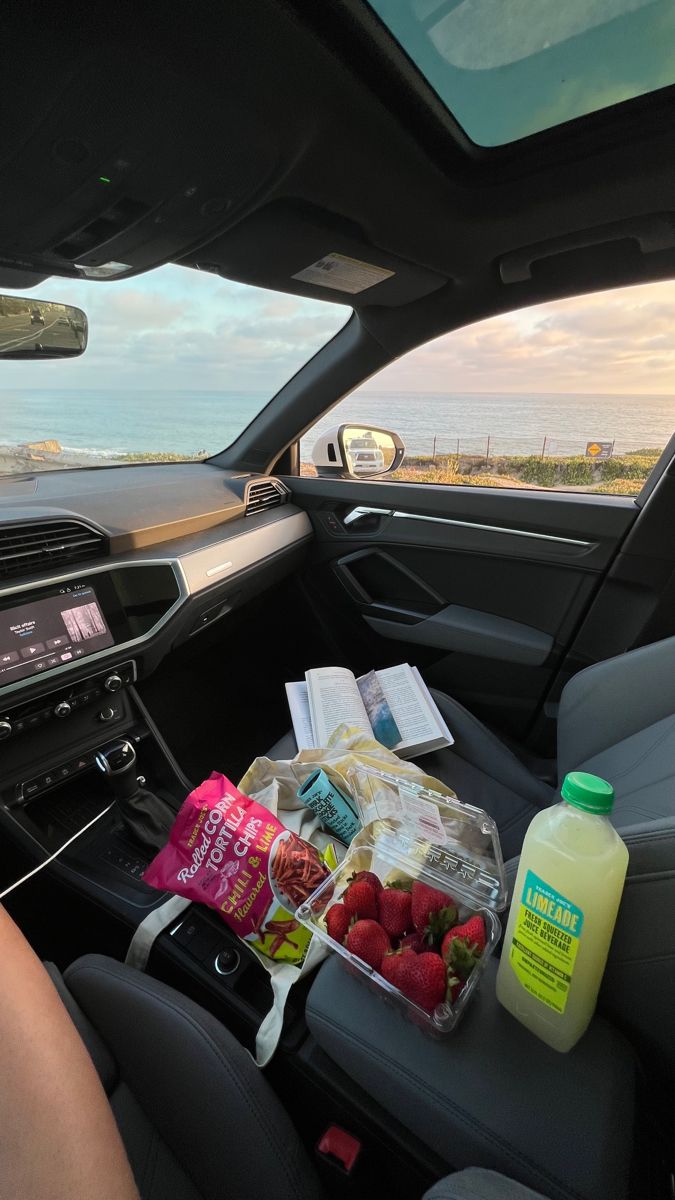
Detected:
[3,387,674,460]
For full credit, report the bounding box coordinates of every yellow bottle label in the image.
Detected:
[510,869,584,1014]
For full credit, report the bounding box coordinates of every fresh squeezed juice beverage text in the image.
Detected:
[497,772,628,1052]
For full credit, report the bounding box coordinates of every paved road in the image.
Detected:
[0,309,82,354]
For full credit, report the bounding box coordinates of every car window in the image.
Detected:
[0,265,346,474]
[301,279,675,497]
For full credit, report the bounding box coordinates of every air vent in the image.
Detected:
[0,520,108,582]
[245,479,288,516]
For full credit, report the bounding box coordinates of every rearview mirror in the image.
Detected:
[0,296,87,359]
[312,424,405,478]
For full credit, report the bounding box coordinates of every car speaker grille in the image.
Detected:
[0,520,108,582]
[245,479,288,515]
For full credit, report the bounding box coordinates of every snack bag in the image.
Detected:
[144,772,334,964]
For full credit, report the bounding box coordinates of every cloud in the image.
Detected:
[363,279,675,395]
[0,265,346,392]
[3,266,675,403]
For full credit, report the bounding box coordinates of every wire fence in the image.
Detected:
[411,435,665,462]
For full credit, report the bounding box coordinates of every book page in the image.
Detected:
[411,666,454,746]
[375,663,441,750]
[306,666,371,747]
[284,681,316,750]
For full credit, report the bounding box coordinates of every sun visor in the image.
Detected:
[185,202,449,307]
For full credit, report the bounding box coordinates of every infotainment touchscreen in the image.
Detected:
[0,584,114,684]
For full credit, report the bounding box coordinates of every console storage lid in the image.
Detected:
[306,956,635,1200]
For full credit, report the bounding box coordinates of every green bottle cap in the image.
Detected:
[561,771,614,814]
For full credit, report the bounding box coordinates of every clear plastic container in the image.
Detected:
[296,764,507,1034]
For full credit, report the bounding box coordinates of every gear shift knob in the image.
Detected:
[95,739,139,802]
[94,738,175,853]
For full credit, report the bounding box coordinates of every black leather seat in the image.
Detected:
[46,954,552,1200]
[269,636,675,1076]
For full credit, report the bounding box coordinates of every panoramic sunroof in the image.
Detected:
[368,0,675,146]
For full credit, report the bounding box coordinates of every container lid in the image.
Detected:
[560,771,614,814]
[347,763,508,912]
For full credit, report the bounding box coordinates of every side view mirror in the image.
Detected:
[0,296,87,359]
[311,424,405,479]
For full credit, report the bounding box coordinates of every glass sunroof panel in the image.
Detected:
[368,0,675,146]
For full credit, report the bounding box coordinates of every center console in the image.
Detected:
[0,645,294,1052]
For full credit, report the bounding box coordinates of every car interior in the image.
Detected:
[2,3,675,1199]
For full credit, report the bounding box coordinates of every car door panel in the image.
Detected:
[363,603,554,665]
[285,476,636,743]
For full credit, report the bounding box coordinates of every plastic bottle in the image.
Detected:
[496,772,628,1052]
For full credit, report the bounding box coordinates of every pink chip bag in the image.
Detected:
[143,772,330,963]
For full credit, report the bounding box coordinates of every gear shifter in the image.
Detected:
[95,739,175,854]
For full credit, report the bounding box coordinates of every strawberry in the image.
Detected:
[411,881,457,944]
[343,880,378,921]
[378,886,412,938]
[387,950,448,1013]
[325,903,350,945]
[347,869,383,895]
[441,915,487,980]
[399,930,426,954]
[346,919,391,971]
[380,947,415,986]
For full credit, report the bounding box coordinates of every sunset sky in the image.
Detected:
[3,265,675,398]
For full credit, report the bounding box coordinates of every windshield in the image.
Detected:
[0,265,346,474]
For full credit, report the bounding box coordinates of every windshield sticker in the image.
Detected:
[292,252,394,293]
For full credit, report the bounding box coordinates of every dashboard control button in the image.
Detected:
[58,764,72,779]
[99,706,116,722]
[20,642,46,659]
[23,781,40,799]
[54,701,72,719]
[26,713,43,729]
[39,772,56,789]
[0,719,12,740]
[104,673,123,693]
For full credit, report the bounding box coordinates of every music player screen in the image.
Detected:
[0,585,114,683]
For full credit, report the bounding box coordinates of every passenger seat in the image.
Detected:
[269,634,675,1075]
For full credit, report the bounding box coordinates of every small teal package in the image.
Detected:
[297,768,361,845]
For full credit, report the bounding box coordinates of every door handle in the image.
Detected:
[342,505,393,526]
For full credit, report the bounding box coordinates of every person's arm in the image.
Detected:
[0,905,139,1200]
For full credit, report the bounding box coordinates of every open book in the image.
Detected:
[285,663,454,760]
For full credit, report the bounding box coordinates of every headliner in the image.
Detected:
[2,0,675,350]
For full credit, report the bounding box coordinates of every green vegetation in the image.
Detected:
[388,450,661,496]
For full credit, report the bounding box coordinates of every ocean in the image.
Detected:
[3,387,674,461]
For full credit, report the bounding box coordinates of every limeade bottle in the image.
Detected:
[496,772,628,1052]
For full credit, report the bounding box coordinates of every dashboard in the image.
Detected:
[0,462,312,707]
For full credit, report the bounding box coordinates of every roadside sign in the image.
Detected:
[585,441,613,459]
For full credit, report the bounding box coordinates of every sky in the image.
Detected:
[365,279,675,396]
[372,0,675,145]
[3,265,675,398]
[0,265,347,396]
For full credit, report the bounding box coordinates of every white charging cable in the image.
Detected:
[0,801,115,901]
